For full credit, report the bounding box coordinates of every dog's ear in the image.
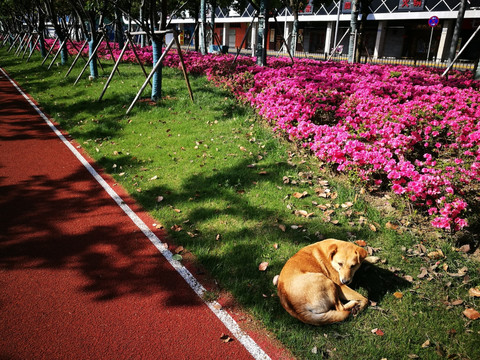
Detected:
[356,247,368,262]
[328,243,338,260]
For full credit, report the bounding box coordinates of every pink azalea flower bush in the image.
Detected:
[43,39,480,231]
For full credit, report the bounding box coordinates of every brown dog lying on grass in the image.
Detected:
[275,239,368,325]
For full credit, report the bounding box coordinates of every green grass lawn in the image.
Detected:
[1,48,479,359]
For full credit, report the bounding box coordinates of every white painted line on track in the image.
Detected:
[1,67,271,360]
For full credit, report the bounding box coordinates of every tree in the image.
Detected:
[279,0,331,56]
[356,0,372,62]
[111,0,176,101]
[448,0,467,64]
[43,0,72,64]
[347,0,359,63]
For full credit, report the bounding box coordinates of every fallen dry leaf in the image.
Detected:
[220,333,234,343]
[449,299,464,306]
[371,328,385,336]
[468,288,480,297]
[355,240,367,247]
[341,201,353,208]
[421,339,431,348]
[427,249,444,260]
[447,266,468,277]
[369,224,377,232]
[171,224,182,232]
[457,244,471,253]
[463,308,480,320]
[393,292,404,299]
[365,256,381,264]
[293,191,309,199]
[386,221,399,230]
[295,210,314,218]
[174,246,184,254]
[418,267,429,279]
[278,224,286,232]
[258,262,269,271]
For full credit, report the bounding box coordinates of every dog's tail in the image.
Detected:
[272,275,279,286]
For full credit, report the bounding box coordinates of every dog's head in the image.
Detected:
[329,242,368,285]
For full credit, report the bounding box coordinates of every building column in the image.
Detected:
[373,20,387,59]
[285,22,293,50]
[251,22,257,56]
[178,23,185,45]
[222,23,229,46]
[324,21,333,54]
[436,20,453,61]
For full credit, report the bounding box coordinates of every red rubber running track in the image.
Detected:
[0,68,290,360]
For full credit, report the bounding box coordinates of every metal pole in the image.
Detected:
[442,24,480,76]
[41,37,58,65]
[7,33,20,52]
[173,29,194,103]
[65,39,88,77]
[22,34,33,58]
[328,28,350,61]
[125,32,151,81]
[427,26,434,60]
[98,38,131,101]
[15,33,28,55]
[48,37,68,69]
[74,35,104,85]
[333,0,341,54]
[26,35,40,62]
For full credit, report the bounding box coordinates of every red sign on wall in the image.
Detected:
[342,1,352,13]
[398,0,425,11]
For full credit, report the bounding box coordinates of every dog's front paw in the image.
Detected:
[343,300,360,311]
[351,303,362,316]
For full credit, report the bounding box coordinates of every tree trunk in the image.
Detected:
[474,56,480,80]
[356,0,371,63]
[115,6,124,50]
[256,0,269,66]
[199,0,206,54]
[150,0,167,101]
[88,38,98,79]
[448,0,467,63]
[38,10,47,58]
[151,38,162,100]
[348,0,359,63]
[290,10,298,56]
[211,0,216,45]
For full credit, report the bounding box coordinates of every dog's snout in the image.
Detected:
[341,278,351,285]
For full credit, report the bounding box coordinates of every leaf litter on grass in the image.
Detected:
[4,53,480,360]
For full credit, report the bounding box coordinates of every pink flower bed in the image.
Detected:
[44,39,480,230]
